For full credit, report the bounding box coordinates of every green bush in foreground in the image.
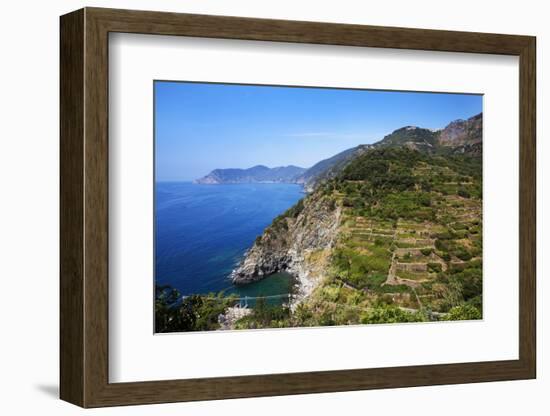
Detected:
[360,304,426,324]
[234,297,291,330]
[444,304,482,321]
[155,285,237,333]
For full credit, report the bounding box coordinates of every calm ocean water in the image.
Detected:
[155,182,303,301]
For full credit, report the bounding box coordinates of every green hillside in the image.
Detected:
[157,114,483,332]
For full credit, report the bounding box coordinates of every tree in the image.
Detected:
[155,285,198,333]
[457,188,471,198]
[419,194,431,207]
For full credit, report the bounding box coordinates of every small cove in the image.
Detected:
[155,182,303,305]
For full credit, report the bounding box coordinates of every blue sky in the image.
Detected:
[155,81,482,181]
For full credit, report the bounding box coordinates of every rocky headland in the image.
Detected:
[231,191,342,303]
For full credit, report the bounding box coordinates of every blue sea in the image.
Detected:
[155,182,304,302]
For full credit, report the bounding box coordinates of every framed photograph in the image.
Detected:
[60,7,536,408]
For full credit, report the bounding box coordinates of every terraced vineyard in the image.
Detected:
[300,147,483,324]
[153,88,484,332]
[156,120,484,332]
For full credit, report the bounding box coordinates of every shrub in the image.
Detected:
[436,231,455,240]
[440,252,451,261]
[343,198,354,207]
[420,248,433,256]
[454,247,473,261]
[234,298,291,329]
[435,239,449,252]
[155,286,237,333]
[457,188,471,198]
[419,194,431,207]
[360,304,425,324]
[285,198,305,218]
[453,223,469,231]
[444,304,481,321]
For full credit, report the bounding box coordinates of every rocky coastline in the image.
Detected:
[231,191,342,306]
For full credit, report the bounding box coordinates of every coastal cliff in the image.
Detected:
[157,112,484,332]
[232,191,342,300]
[230,113,484,306]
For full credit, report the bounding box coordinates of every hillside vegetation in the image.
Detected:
[225,145,483,330]
[158,113,483,332]
[301,147,482,325]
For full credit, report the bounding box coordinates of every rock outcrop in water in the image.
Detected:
[232,191,341,299]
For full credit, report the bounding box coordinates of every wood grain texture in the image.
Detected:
[88,7,532,54]
[518,38,536,376]
[59,8,84,407]
[59,7,537,408]
[83,10,110,406]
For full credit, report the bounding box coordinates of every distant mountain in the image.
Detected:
[436,113,482,156]
[376,126,438,150]
[438,113,482,147]
[294,145,372,191]
[375,113,482,151]
[194,165,306,184]
[195,113,482,188]
[296,112,482,189]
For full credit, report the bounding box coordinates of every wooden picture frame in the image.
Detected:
[60,7,536,408]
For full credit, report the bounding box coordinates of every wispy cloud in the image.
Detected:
[286,132,333,138]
